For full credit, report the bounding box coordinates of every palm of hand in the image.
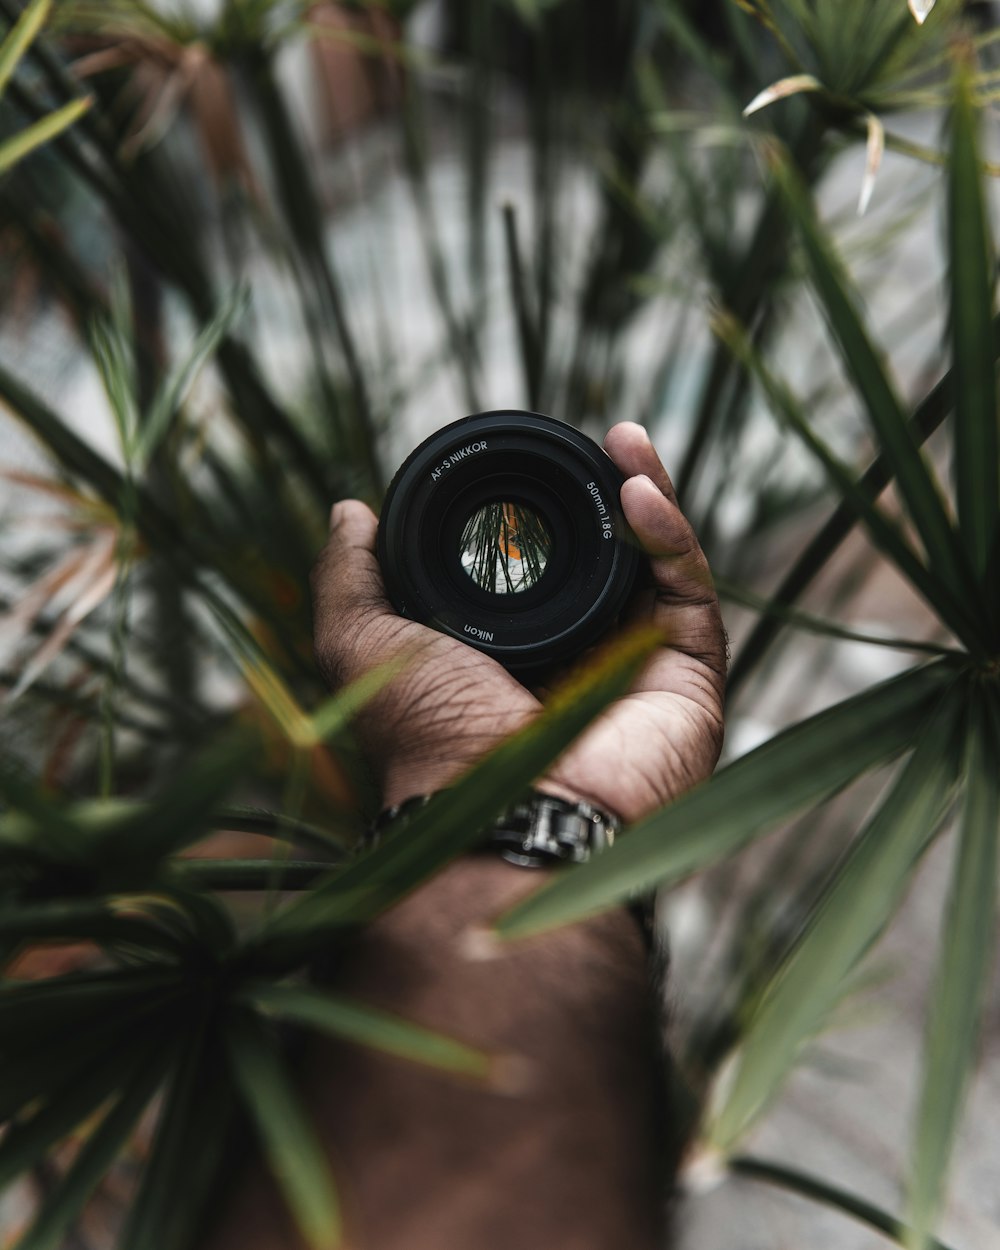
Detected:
[313,423,725,827]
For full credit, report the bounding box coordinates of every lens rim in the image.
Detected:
[377,410,640,672]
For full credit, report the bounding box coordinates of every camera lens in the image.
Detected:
[458,500,553,595]
[377,410,640,673]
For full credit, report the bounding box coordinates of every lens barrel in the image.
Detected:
[377,411,639,673]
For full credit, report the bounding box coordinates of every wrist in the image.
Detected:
[372,786,623,868]
[381,766,614,818]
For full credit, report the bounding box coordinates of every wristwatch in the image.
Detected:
[368,789,620,867]
[368,790,655,949]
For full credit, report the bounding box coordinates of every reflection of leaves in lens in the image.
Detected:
[460,502,552,594]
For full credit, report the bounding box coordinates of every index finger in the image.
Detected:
[604,422,678,506]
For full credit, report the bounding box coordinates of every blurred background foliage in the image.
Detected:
[0,1,998,1248]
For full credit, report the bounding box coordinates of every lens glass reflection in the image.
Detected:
[459,501,552,594]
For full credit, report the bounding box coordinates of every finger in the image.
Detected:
[311,500,402,686]
[620,474,727,683]
[315,500,391,618]
[603,422,678,505]
[621,475,715,608]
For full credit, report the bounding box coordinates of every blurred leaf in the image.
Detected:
[3,530,118,705]
[716,576,956,656]
[742,72,822,117]
[227,1015,341,1250]
[242,982,491,1078]
[906,691,999,1247]
[0,0,50,96]
[731,1156,959,1250]
[242,41,382,497]
[86,731,252,867]
[135,285,250,469]
[729,316,1000,693]
[221,638,396,754]
[0,1040,150,1191]
[0,362,311,667]
[0,899,191,957]
[398,70,481,411]
[173,858,333,891]
[908,0,936,25]
[502,202,543,408]
[770,147,985,636]
[0,759,90,866]
[494,661,958,943]
[858,112,885,215]
[0,966,178,1035]
[713,309,977,641]
[119,1027,233,1250]
[13,1051,168,1250]
[706,685,965,1153]
[248,627,661,968]
[0,93,92,175]
[303,19,434,70]
[89,276,137,457]
[206,806,350,856]
[948,62,998,583]
[310,657,405,744]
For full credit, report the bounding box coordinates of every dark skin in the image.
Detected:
[207,422,726,1250]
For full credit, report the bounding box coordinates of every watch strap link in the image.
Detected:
[368,789,619,867]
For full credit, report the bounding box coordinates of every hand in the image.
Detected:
[311,421,726,824]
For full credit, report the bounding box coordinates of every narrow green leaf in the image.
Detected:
[731,1156,960,1250]
[247,628,660,969]
[771,148,985,630]
[0,966,180,1039]
[398,70,482,411]
[310,657,405,743]
[0,899,190,956]
[119,1029,233,1250]
[136,285,250,468]
[14,1054,167,1250]
[88,731,252,866]
[206,806,351,855]
[0,95,91,176]
[243,982,491,1078]
[227,1016,341,1250]
[728,350,981,692]
[0,363,312,679]
[0,1043,149,1191]
[502,202,543,408]
[714,309,982,648]
[708,688,966,1153]
[948,64,999,580]
[89,314,137,460]
[495,660,957,941]
[171,858,333,891]
[0,760,89,866]
[716,575,957,656]
[0,0,50,96]
[907,690,999,1247]
[0,987,184,1130]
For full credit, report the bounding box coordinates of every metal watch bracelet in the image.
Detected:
[367,789,620,867]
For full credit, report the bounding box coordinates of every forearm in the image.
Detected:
[208,859,668,1250]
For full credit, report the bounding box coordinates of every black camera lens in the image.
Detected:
[377,411,640,673]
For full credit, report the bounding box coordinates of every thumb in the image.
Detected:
[311,499,397,687]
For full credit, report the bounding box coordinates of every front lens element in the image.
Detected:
[459,500,552,595]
